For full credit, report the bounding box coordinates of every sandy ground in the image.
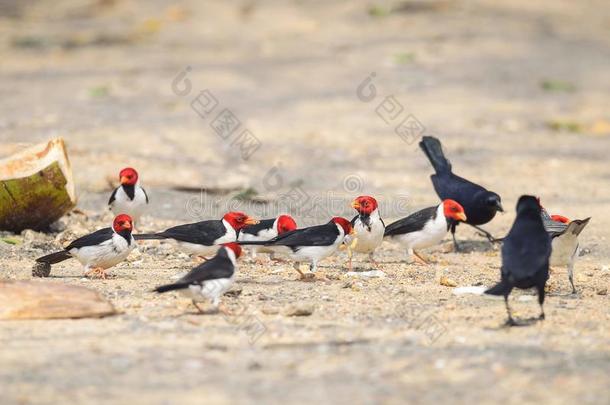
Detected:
[1,0,609,404]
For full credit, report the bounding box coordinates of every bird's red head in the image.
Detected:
[331,217,353,235]
[551,214,570,223]
[119,167,139,186]
[112,214,133,232]
[351,195,378,215]
[276,215,297,235]
[223,211,259,230]
[222,242,242,258]
[442,199,467,222]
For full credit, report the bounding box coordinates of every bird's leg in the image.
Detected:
[192,300,206,314]
[368,252,379,268]
[537,285,546,321]
[194,256,209,264]
[504,296,517,326]
[412,251,429,265]
[568,262,577,294]
[451,223,461,252]
[294,262,314,281]
[347,249,353,271]
[218,301,233,316]
[85,267,108,279]
[470,224,502,244]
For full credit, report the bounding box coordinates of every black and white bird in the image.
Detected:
[384,199,467,264]
[108,167,149,227]
[237,214,298,261]
[343,195,385,270]
[135,212,258,258]
[540,204,591,294]
[419,136,503,249]
[239,217,353,280]
[486,195,551,326]
[35,214,135,279]
[154,243,242,313]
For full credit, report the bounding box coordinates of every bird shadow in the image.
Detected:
[454,240,497,253]
[486,317,543,330]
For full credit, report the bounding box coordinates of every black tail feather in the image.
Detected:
[36,250,71,264]
[238,241,269,246]
[134,234,168,241]
[154,283,190,293]
[419,136,452,174]
[485,279,512,296]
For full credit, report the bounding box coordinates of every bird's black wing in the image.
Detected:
[108,187,118,205]
[384,206,437,236]
[502,218,551,281]
[241,219,275,235]
[159,220,227,245]
[178,248,235,284]
[266,222,340,247]
[65,228,114,250]
[350,214,359,227]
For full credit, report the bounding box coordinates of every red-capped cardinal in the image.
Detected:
[108,168,149,226]
[35,214,135,279]
[239,217,353,280]
[135,212,258,257]
[343,195,385,270]
[384,199,467,264]
[237,214,297,261]
[154,243,242,314]
[540,204,591,294]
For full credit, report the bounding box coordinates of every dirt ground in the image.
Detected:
[1,0,609,404]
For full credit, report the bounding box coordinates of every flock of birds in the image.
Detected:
[33,136,591,325]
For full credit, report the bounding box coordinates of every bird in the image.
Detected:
[35,214,135,279]
[419,136,503,250]
[239,217,353,280]
[485,195,551,326]
[383,199,467,264]
[108,167,149,227]
[237,214,298,262]
[343,195,385,270]
[135,212,258,258]
[154,242,242,314]
[540,203,590,294]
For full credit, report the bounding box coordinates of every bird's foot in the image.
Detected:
[253,257,266,265]
[298,273,317,282]
[192,301,206,314]
[218,303,233,316]
[194,256,209,264]
[85,267,109,279]
[538,312,545,321]
[412,252,429,266]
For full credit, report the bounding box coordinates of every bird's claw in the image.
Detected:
[85,267,109,279]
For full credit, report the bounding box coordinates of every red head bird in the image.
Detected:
[331,217,354,235]
[222,242,243,258]
[112,214,133,232]
[442,199,467,222]
[276,215,298,234]
[351,195,378,215]
[119,167,139,186]
[223,212,259,230]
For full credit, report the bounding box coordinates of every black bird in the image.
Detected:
[419,136,503,250]
[485,195,551,326]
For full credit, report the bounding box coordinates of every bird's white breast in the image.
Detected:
[110,185,148,223]
[349,209,385,254]
[70,233,135,270]
[550,233,579,267]
[393,204,448,251]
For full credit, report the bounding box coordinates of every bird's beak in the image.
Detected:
[456,212,467,222]
[120,176,129,185]
[351,200,361,210]
[244,217,259,225]
[349,228,356,235]
[496,202,504,212]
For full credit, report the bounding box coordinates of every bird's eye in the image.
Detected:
[452,207,458,212]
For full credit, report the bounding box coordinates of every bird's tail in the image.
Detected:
[238,241,269,246]
[485,278,512,296]
[35,250,71,264]
[134,234,168,241]
[154,282,190,293]
[419,136,452,174]
[567,217,591,236]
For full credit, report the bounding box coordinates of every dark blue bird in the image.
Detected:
[486,195,551,326]
[419,136,503,250]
